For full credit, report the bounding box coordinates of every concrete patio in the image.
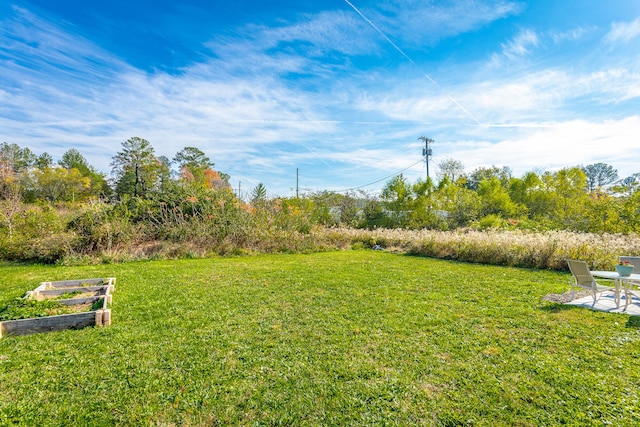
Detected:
[565,290,640,316]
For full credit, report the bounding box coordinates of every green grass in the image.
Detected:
[1,252,640,426]
[0,297,79,321]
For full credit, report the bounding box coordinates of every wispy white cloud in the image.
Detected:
[360,0,523,46]
[0,6,131,88]
[442,117,640,178]
[351,62,639,127]
[550,26,590,43]
[2,1,640,195]
[468,66,640,121]
[498,29,540,60]
[605,16,640,43]
[262,10,379,57]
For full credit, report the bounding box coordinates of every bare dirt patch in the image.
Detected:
[542,290,591,303]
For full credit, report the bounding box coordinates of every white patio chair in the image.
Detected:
[619,256,640,309]
[566,259,616,306]
[622,282,640,310]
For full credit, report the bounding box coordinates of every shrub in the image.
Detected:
[67,202,140,253]
[0,204,78,262]
[476,214,508,230]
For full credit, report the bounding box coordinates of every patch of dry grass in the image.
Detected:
[327,227,640,270]
[53,225,640,271]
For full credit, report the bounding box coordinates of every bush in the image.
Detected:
[475,214,508,230]
[67,202,140,253]
[0,205,78,263]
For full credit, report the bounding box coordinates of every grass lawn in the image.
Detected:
[1,251,639,426]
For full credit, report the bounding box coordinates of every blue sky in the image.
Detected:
[1,1,640,197]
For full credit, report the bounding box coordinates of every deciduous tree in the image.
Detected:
[466,166,512,190]
[59,148,110,197]
[34,167,91,202]
[0,180,22,241]
[0,142,36,178]
[437,158,465,184]
[583,163,618,192]
[477,177,521,218]
[381,175,413,227]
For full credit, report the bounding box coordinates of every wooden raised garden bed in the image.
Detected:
[0,278,115,338]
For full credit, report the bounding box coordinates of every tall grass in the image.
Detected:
[331,227,640,270]
[2,196,638,270]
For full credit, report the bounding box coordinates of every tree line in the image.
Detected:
[371,160,640,233]
[0,138,230,203]
[1,138,639,262]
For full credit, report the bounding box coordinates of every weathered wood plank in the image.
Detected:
[56,296,104,306]
[0,312,96,337]
[31,286,109,300]
[33,286,108,299]
[45,278,112,289]
[102,309,111,326]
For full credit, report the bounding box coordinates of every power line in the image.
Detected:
[338,158,425,192]
[344,0,482,126]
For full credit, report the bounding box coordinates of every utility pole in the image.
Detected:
[296,168,299,198]
[418,136,434,181]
